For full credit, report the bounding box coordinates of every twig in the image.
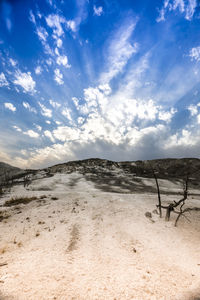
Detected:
[0,262,8,267]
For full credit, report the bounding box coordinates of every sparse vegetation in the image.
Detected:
[51,196,58,200]
[4,196,38,207]
[0,211,10,222]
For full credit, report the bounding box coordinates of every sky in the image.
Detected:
[0,0,200,168]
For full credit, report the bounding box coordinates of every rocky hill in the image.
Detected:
[1,158,200,193]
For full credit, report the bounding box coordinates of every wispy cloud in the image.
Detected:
[29,10,36,25]
[93,5,103,16]
[24,130,39,138]
[49,99,61,108]
[36,26,48,42]
[2,1,12,32]
[38,102,52,118]
[157,0,197,22]
[0,72,9,87]
[44,130,55,142]
[4,102,16,112]
[54,68,64,85]
[189,46,200,61]
[45,14,66,37]
[100,18,138,83]
[23,102,37,113]
[35,66,42,75]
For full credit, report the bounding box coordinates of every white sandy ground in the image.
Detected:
[0,173,200,300]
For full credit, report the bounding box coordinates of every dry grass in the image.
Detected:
[0,211,11,222]
[4,196,38,207]
[51,196,59,200]
[0,246,7,254]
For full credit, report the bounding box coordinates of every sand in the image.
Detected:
[0,172,200,300]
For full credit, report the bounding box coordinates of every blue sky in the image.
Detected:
[0,0,200,168]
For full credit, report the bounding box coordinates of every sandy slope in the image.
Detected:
[0,173,200,300]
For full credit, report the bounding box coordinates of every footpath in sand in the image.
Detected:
[0,172,200,300]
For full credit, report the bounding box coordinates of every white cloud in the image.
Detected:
[24,130,39,138]
[9,58,17,67]
[100,19,138,83]
[23,102,37,114]
[36,26,48,42]
[158,108,177,122]
[38,102,52,118]
[4,102,16,112]
[62,108,72,121]
[67,20,77,32]
[93,5,103,16]
[49,99,61,108]
[29,10,36,24]
[53,126,79,142]
[13,125,22,132]
[35,66,42,75]
[189,46,200,61]
[188,104,199,116]
[56,121,62,125]
[13,71,36,93]
[185,0,197,20]
[46,14,66,37]
[56,38,63,48]
[56,55,71,68]
[0,72,9,87]
[44,130,55,142]
[36,124,42,131]
[157,0,197,22]
[54,68,64,85]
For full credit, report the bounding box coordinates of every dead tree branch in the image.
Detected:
[148,162,162,218]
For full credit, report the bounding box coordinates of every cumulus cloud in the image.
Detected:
[189,46,200,61]
[35,66,42,75]
[36,26,48,42]
[13,71,36,93]
[67,20,77,32]
[13,125,22,132]
[53,126,79,142]
[49,99,61,108]
[54,68,64,85]
[24,130,39,138]
[44,130,55,142]
[23,102,37,113]
[56,38,63,48]
[46,14,66,37]
[38,102,52,118]
[188,104,199,116]
[4,102,16,112]
[0,72,9,87]
[9,58,17,67]
[93,5,103,16]
[56,55,71,68]
[36,124,42,131]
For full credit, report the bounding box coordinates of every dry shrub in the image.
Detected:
[4,196,38,207]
